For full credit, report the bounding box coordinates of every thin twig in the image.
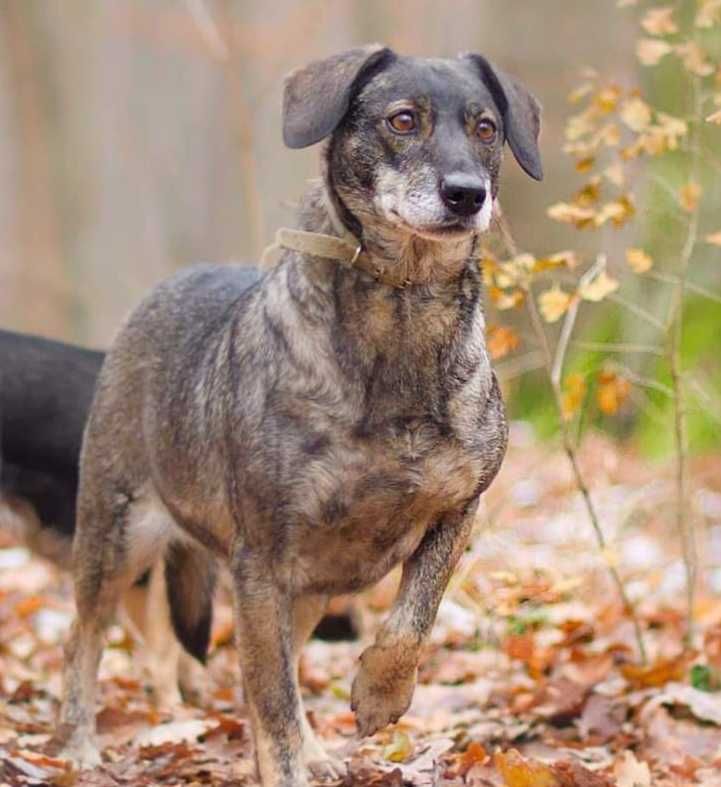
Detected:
[525,285,648,663]
[667,76,703,647]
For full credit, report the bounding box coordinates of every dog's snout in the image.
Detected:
[440,174,487,217]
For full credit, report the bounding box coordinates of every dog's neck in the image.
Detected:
[296,179,478,289]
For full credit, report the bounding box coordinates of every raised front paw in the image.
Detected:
[350,644,417,737]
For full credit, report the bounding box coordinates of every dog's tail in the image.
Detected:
[164,540,217,664]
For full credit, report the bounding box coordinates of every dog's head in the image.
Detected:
[283,45,542,245]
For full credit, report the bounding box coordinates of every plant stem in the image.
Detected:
[526,286,648,663]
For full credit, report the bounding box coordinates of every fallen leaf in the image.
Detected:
[133,718,214,747]
[614,751,651,787]
[621,652,692,689]
[578,270,619,302]
[647,681,721,725]
[495,749,559,787]
[383,730,414,763]
[626,247,653,273]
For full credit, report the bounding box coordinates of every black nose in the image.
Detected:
[440,174,487,217]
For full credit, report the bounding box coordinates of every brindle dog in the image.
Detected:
[57,45,542,787]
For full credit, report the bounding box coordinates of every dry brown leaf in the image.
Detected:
[680,181,702,213]
[614,751,651,787]
[637,38,673,65]
[621,652,692,688]
[640,6,678,35]
[562,373,587,421]
[495,749,559,787]
[487,325,521,360]
[538,285,573,323]
[488,286,525,311]
[620,97,652,132]
[597,370,631,415]
[578,270,619,302]
[626,247,653,273]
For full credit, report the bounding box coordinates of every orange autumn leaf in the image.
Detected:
[621,652,693,688]
[454,741,489,777]
[487,325,521,360]
[597,370,631,415]
[495,749,559,787]
[679,181,702,213]
[626,247,653,273]
[14,595,48,619]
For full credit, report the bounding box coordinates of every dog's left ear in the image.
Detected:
[283,44,394,149]
[463,54,543,181]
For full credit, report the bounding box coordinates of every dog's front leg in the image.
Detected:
[351,502,478,737]
[231,552,306,787]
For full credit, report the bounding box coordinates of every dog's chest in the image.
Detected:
[284,405,485,594]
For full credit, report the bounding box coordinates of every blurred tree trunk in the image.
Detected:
[0,1,72,336]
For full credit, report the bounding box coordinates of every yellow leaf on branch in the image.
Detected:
[562,373,587,421]
[626,247,653,273]
[487,325,521,360]
[676,42,714,77]
[679,181,702,213]
[620,97,652,132]
[546,202,596,228]
[597,370,631,415]
[640,6,678,35]
[696,0,721,29]
[538,286,573,323]
[578,270,620,302]
[636,38,673,66]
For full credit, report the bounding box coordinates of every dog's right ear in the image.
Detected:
[283,44,394,149]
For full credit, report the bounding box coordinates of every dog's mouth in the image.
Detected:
[390,213,475,241]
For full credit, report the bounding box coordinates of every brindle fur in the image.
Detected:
[58,45,542,787]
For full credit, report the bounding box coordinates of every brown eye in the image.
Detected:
[387,111,417,134]
[476,118,497,143]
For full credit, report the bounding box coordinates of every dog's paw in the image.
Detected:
[59,737,102,769]
[307,754,345,782]
[350,644,417,737]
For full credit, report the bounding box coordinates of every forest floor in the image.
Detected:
[1,425,721,786]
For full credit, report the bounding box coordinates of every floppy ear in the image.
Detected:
[463,54,543,181]
[283,44,394,149]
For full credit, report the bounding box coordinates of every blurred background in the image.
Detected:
[0,0,718,453]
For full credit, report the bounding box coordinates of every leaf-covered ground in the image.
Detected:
[1,426,721,786]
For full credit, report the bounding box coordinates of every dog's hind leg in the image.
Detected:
[58,489,173,767]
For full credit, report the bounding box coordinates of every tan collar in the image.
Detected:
[265,226,416,288]
[261,190,414,288]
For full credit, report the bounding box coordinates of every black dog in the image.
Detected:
[0,329,103,557]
